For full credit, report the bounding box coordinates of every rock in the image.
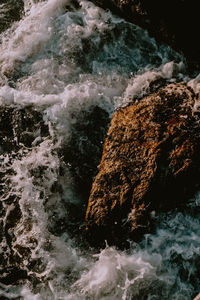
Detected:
[0,0,24,33]
[86,83,200,246]
[91,0,200,70]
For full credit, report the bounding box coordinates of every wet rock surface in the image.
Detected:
[0,0,24,33]
[86,83,200,246]
[91,0,200,70]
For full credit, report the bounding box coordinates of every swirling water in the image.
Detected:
[0,0,200,299]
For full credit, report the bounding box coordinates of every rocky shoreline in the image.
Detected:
[1,1,200,297]
[0,0,200,254]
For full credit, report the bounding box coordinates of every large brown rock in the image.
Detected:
[91,0,200,70]
[86,83,200,246]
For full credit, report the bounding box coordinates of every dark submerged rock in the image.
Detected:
[91,0,200,70]
[0,105,49,153]
[86,83,200,246]
[0,0,24,33]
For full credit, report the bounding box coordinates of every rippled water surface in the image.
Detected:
[1,0,200,299]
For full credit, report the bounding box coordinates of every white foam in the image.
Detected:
[73,246,158,299]
[121,61,187,107]
[188,73,200,94]
[0,0,70,74]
